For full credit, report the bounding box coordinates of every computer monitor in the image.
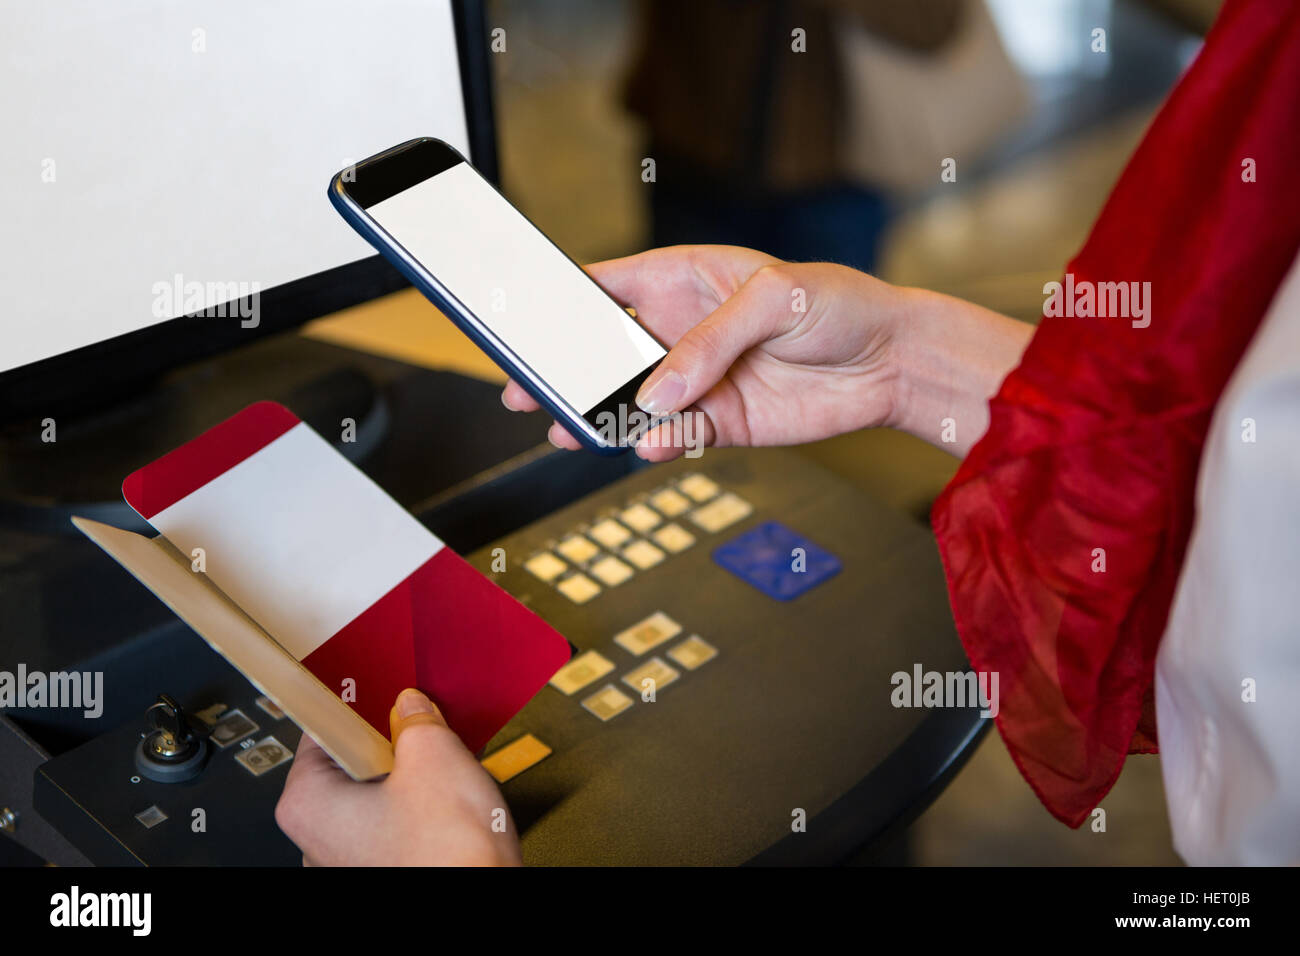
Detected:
[0,0,496,420]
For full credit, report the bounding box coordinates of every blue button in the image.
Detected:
[712,521,841,600]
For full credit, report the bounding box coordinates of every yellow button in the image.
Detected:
[689,492,753,533]
[620,502,662,534]
[556,573,601,604]
[581,684,634,721]
[614,611,682,655]
[524,552,568,582]
[622,657,681,695]
[650,487,692,517]
[651,522,695,553]
[622,539,666,570]
[588,518,632,550]
[481,733,552,783]
[590,555,634,587]
[556,535,600,565]
[667,635,718,671]
[678,474,720,502]
[549,650,616,695]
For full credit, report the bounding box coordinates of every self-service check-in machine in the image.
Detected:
[2,355,982,867]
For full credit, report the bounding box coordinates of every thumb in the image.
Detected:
[634,266,799,415]
[388,687,448,744]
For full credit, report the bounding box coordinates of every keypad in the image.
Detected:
[522,471,752,604]
[550,611,717,725]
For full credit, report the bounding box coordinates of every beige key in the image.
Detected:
[134,805,168,829]
[581,684,634,721]
[235,736,293,776]
[668,635,718,671]
[678,473,720,502]
[650,487,691,517]
[524,551,568,583]
[590,555,634,587]
[481,734,552,783]
[193,703,229,727]
[255,695,285,720]
[689,492,753,533]
[556,534,600,565]
[622,539,666,570]
[619,502,662,534]
[556,573,601,604]
[549,650,615,695]
[614,611,682,655]
[651,522,695,554]
[622,657,681,695]
[588,518,632,550]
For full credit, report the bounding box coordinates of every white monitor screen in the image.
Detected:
[367,162,666,416]
[2,0,470,374]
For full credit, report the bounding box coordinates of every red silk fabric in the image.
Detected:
[931,0,1300,826]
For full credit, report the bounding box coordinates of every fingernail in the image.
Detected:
[636,368,686,414]
[395,688,433,718]
[501,391,516,411]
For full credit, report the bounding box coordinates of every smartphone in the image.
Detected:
[328,137,667,454]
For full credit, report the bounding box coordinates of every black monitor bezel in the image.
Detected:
[0,0,497,423]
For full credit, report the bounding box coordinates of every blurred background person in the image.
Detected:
[622,0,982,272]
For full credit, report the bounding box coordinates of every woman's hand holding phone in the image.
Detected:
[502,245,903,459]
[503,245,1033,460]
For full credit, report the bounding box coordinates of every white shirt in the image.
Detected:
[1157,249,1300,865]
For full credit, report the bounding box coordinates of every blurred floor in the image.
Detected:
[477,0,1194,865]
[913,732,1183,865]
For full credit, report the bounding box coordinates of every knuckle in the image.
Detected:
[273,792,297,836]
[752,262,796,293]
[273,785,309,840]
[686,318,729,358]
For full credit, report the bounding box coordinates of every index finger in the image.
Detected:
[502,378,541,412]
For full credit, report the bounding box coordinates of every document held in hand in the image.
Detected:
[73,401,571,780]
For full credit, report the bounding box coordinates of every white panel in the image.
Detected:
[2,0,469,371]
[148,423,441,660]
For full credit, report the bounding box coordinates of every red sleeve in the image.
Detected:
[930,0,1300,827]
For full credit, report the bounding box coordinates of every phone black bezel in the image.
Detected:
[0,0,498,423]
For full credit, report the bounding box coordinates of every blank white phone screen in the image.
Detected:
[367,162,665,416]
